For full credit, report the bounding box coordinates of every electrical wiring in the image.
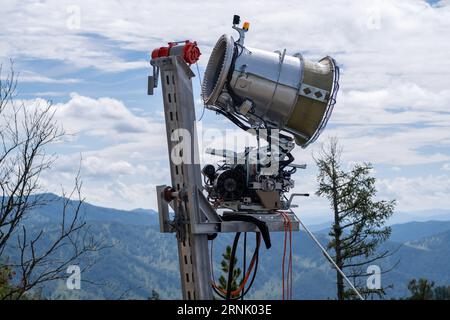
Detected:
[210,233,261,300]
[279,211,293,300]
[212,249,259,300]
[281,213,287,300]
[151,17,342,301]
[219,233,260,299]
[210,236,215,282]
[230,233,260,297]
[288,213,293,299]
[226,232,241,299]
[211,213,292,301]
[242,232,247,301]
[211,210,363,301]
[195,62,206,121]
[287,213,293,300]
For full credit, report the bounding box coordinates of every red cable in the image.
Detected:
[279,211,293,300]
[289,215,293,300]
[211,234,261,297]
[280,211,288,300]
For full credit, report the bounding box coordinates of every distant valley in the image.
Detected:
[3,194,450,300]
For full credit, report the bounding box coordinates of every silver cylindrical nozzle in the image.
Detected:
[202,34,339,148]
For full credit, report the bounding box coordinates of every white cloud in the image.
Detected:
[34,91,68,97]
[2,0,450,214]
[1,0,449,78]
[11,93,169,209]
[377,174,450,212]
[322,126,450,166]
[19,71,81,84]
[21,90,450,212]
[51,93,165,140]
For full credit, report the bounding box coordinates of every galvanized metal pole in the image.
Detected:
[153,56,213,300]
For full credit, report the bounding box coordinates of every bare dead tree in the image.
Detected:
[0,61,104,299]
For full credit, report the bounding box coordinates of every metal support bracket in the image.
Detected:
[191,212,300,235]
[153,55,212,300]
[152,53,303,300]
[158,183,301,235]
[156,184,174,233]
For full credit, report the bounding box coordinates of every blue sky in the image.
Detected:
[1,0,449,223]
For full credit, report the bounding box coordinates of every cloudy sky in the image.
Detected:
[1,0,449,222]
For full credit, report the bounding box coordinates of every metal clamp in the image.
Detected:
[148,62,160,95]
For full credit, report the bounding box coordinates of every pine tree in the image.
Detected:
[0,265,15,299]
[148,289,160,300]
[314,138,396,300]
[433,285,450,300]
[218,246,242,298]
[405,278,450,300]
[407,279,435,300]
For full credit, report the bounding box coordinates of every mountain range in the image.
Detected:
[2,194,450,300]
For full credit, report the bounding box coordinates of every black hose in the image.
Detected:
[213,233,260,300]
[242,232,247,301]
[239,233,260,298]
[212,252,259,300]
[214,108,251,131]
[226,232,241,300]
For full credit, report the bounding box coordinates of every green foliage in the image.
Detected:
[314,138,396,300]
[4,193,450,300]
[0,265,15,299]
[148,289,160,300]
[0,264,38,300]
[433,285,450,300]
[405,278,450,300]
[218,246,242,298]
[407,278,435,300]
[343,284,393,300]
